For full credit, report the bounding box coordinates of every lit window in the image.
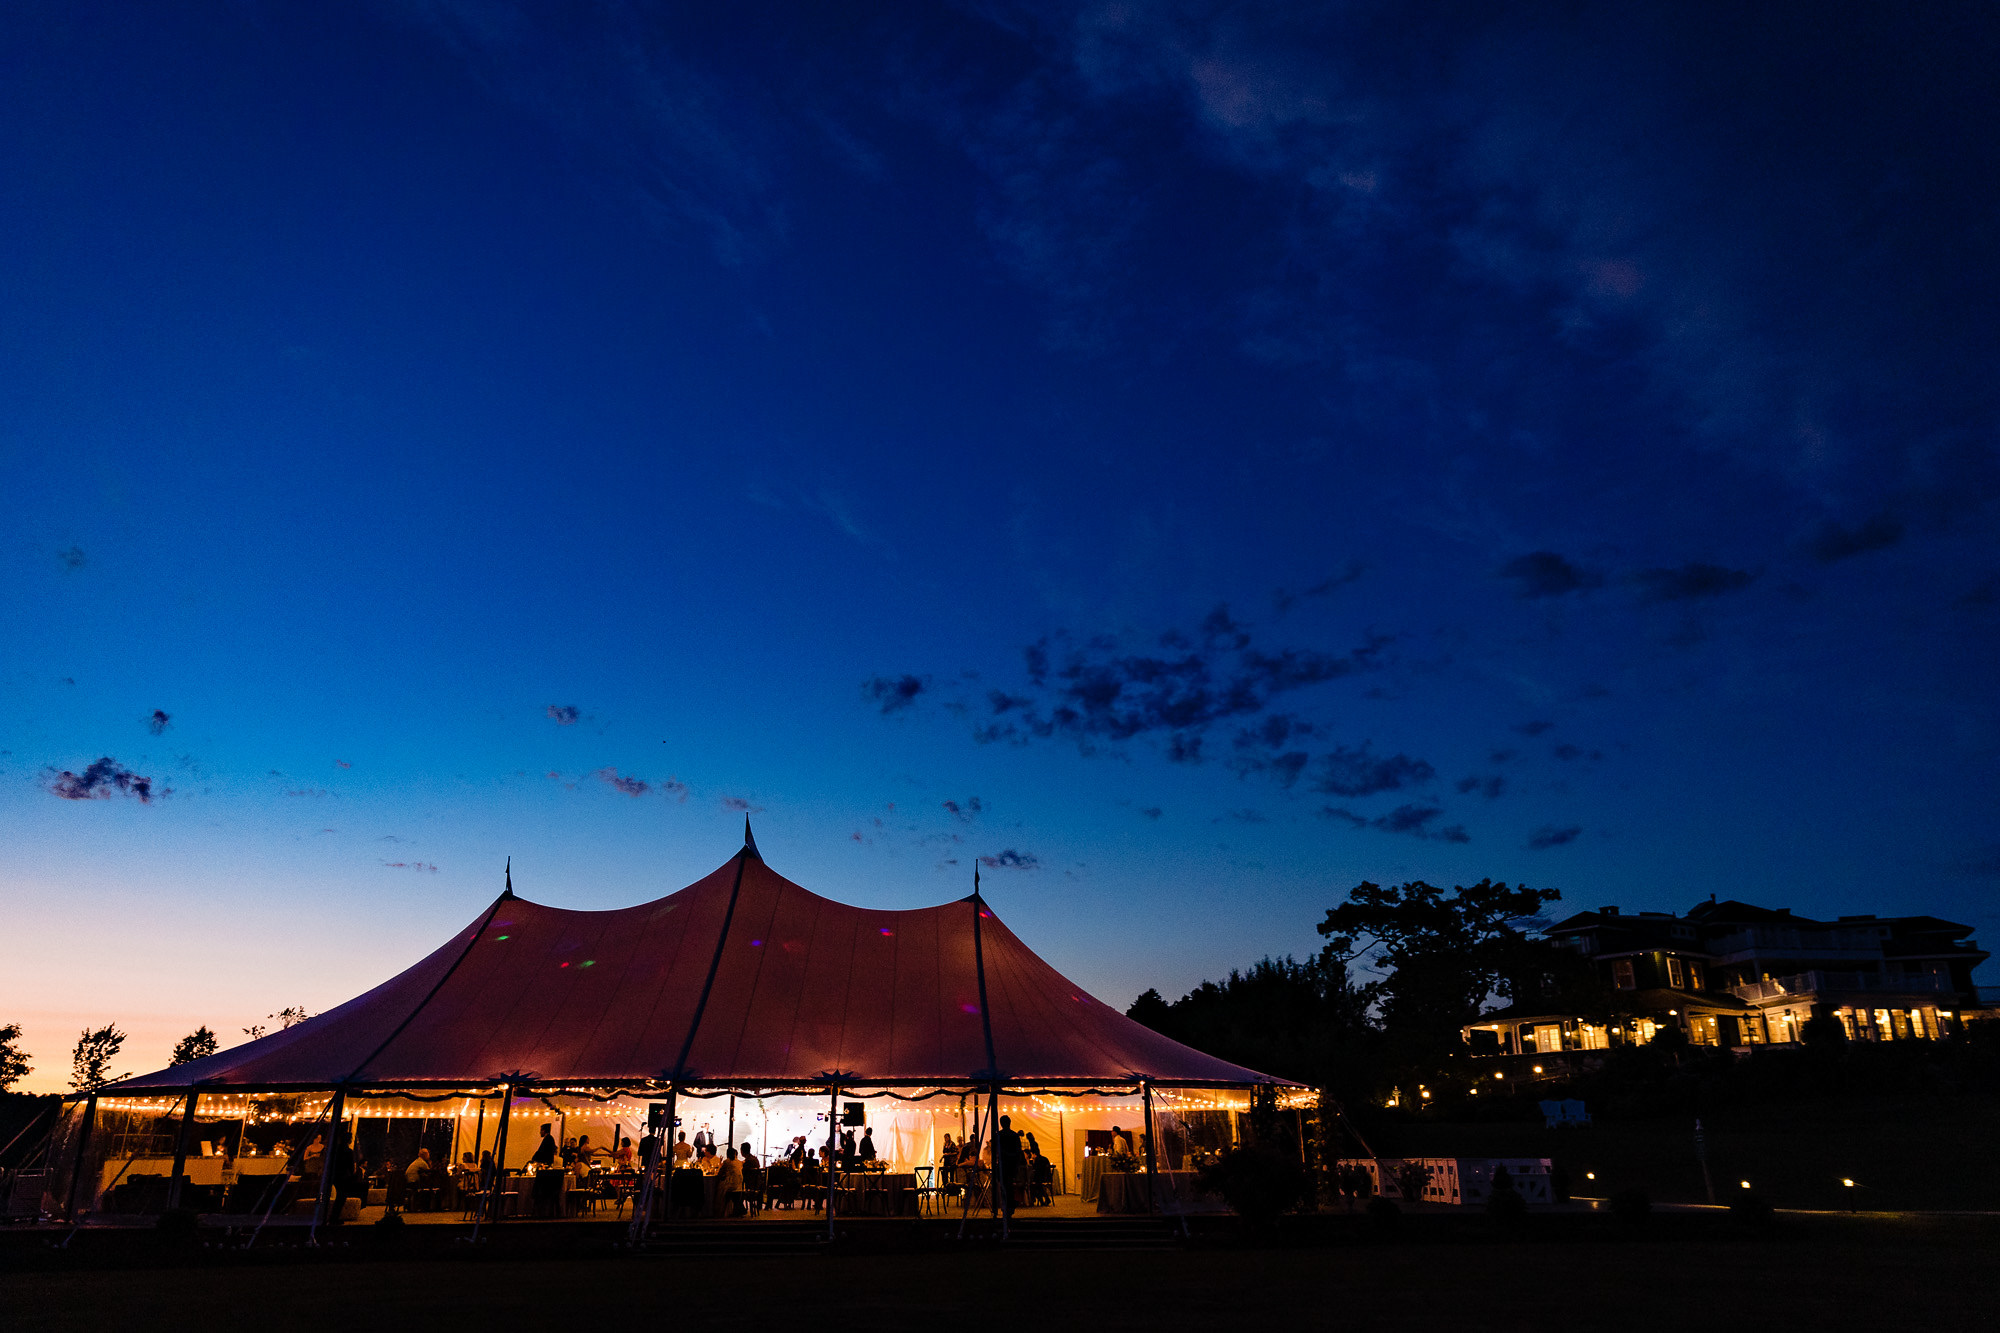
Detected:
[1687,963,1704,990]
[1667,957,1686,989]
[1612,959,1635,990]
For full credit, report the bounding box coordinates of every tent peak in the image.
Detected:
[502,855,514,899]
[742,815,761,860]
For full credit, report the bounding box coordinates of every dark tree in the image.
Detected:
[1316,878,1564,1067]
[1126,953,1375,1098]
[0,1023,30,1092]
[168,1026,219,1066]
[70,1023,129,1092]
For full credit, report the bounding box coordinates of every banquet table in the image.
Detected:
[837,1172,918,1217]
[1096,1170,1213,1214]
[1080,1156,1112,1203]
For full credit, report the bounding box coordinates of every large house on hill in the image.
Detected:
[1462,897,1989,1058]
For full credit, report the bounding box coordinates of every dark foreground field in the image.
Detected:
[7,1218,1997,1333]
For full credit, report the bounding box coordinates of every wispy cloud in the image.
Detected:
[594,767,651,797]
[56,546,86,571]
[1501,552,1600,598]
[1312,744,1435,798]
[1808,514,1903,563]
[45,757,160,804]
[720,795,765,813]
[864,675,928,715]
[979,849,1039,870]
[1527,825,1583,850]
[546,704,582,726]
[1631,563,1757,602]
[382,860,439,873]
[146,709,171,736]
[942,796,983,822]
[1319,803,1468,843]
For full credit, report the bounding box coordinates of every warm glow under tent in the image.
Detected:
[109,830,1286,1094]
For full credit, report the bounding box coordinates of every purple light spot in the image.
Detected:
[879,928,893,936]
[750,939,763,947]
[961,1004,980,1014]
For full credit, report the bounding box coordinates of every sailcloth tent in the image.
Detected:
[110,830,1286,1094]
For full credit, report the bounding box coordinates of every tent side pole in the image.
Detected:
[165,1088,199,1212]
[1058,1104,1067,1198]
[61,1094,99,1222]
[989,1083,1006,1240]
[824,1082,839,1243]
[487,1088,514,1224]
[1141,1080,1161,1216]
[726,1092,735,1155]
[310,1086,346,1239]
[629,1085,673,1245]
[471,1098,485,1161]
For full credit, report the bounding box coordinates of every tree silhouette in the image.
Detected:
[0,1023,31,1092]
[69,1024,129,1092]
[168,1026,219,1066]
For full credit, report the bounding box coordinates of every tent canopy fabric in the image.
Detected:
[111,841,1289,1093]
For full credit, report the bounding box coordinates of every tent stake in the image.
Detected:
[165,1088,199,1212]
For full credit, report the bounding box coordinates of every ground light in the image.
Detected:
[1740,1180,1752,1189]
[1585,1172,1596,1181]
[1844,1178,1858,1213]
[1532,1065,1542,1074]
[1493,1071,1504,1080]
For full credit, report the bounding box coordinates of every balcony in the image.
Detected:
[1728,970,1951,1003]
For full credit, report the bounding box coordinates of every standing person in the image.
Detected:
[858,1126,876,1165]
[673,1131,694,1167]
[529,1123,558,1168]
[993,1115,1027,1218]
[939,1133,958,1187]
[840,1128,857,1170]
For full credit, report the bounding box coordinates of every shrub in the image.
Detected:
[154,1207,198,1247]
[1610,1188,1650,1231]
[1486,1186,1527,1224]
[1196,1146,1310,1221]
[1731,1192,1774,1230]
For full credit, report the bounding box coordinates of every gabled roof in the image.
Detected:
[110,844,1285,1092]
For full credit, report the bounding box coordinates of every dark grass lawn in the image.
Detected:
[7,1224,1996,1332]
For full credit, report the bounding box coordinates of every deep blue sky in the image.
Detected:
[4,2,1997,1089]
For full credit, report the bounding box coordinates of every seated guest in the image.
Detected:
[405,1148,433,1186]
[615,1136,636,1169]
[716,1147,744,1210]
[561,1136,580,1168]
[574,1134,597,1169]
[739,1141,760,1172]
[673,1131,694,1166]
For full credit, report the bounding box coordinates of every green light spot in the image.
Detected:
[496,935,510,941]
[581,960,595,967]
